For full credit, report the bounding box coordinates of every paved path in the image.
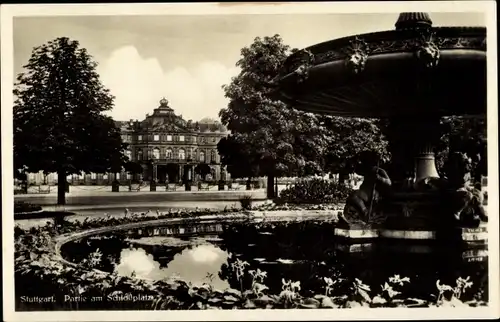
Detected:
[14,199,272,230]
[15,189,267,206]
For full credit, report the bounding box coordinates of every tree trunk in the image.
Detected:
[339,172,348,186]
[57,169,66,205]
[267,174,275,199]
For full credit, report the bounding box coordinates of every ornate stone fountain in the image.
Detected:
[272,13,487,256]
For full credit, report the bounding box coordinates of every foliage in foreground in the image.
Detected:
[277,178,353,205]
[14,208,486,310]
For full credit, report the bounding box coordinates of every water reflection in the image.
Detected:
[114,243,230,290]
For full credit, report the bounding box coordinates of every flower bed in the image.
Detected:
[14,207,486,310]
[277,178,353,205]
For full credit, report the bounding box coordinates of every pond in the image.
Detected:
[60,219,489,303]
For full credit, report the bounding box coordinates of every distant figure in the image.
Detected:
[340,151,392,226]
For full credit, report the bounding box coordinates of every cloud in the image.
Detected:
[98,45,239,122]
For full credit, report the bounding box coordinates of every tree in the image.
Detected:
[436,116,487,182]
[219,34,328,198]
[124,161,144,181]
[217,135,259,179]
[321,116,389,182]
[14,37,126,205]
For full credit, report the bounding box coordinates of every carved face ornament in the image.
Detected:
[347,50,368,73]
[417,41,440,68]
[293,49,315,83]
[344,37,370,74]
[414,31,441,68]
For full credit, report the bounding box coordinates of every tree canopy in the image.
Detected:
[218,34,389,188]
[14,37,126,204]
[436,116,487,181]
[321,116,389,175]
[218,35,328,183]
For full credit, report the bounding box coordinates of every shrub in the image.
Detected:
[239,195,253,210]
[277,178,353,205]
[14,201,42,214]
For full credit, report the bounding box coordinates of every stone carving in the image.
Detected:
[285,28,485,74]
[445,152,488,226]
[343,37,370,74]
[292,49,315,83]
[340,151,392,226]
[413,29,440,68]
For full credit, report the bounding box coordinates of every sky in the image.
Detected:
[13,12,485,122]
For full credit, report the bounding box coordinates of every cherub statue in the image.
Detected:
[339,151,392,226]
[444,151,488,226]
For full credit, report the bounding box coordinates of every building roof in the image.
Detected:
[114,98,228,133]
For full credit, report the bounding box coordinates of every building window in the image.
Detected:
[193,136,197,143]
[167,135,172,141]
[103,174,108,180]
[91,173,97,180]
[200,151,205,163]
[179,135,185,142]
[211,150,217,163]
[166,148,173,159]
[212,137,216,143]
[153,148,160,159]
[137,150,143,160]
[79,172,84,180]
[200,137,205,143]
[178,149,186,160]
[116,173,120,180]
[154,134,160,141]
[125,150,132,160]
[138,135,143,141]
[126,173,131,180]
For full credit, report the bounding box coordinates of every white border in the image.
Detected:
[2,1,498,321]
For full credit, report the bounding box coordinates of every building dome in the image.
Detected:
[159,97,169,107]
[395,12,433,30]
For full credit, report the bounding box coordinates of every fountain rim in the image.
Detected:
[276,25,486,79]
[271,25,486,119]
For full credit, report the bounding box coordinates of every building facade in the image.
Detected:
[23,98,229,186]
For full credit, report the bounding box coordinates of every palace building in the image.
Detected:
[24,98,229,186]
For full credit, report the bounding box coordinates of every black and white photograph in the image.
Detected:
[1,2,499,321]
